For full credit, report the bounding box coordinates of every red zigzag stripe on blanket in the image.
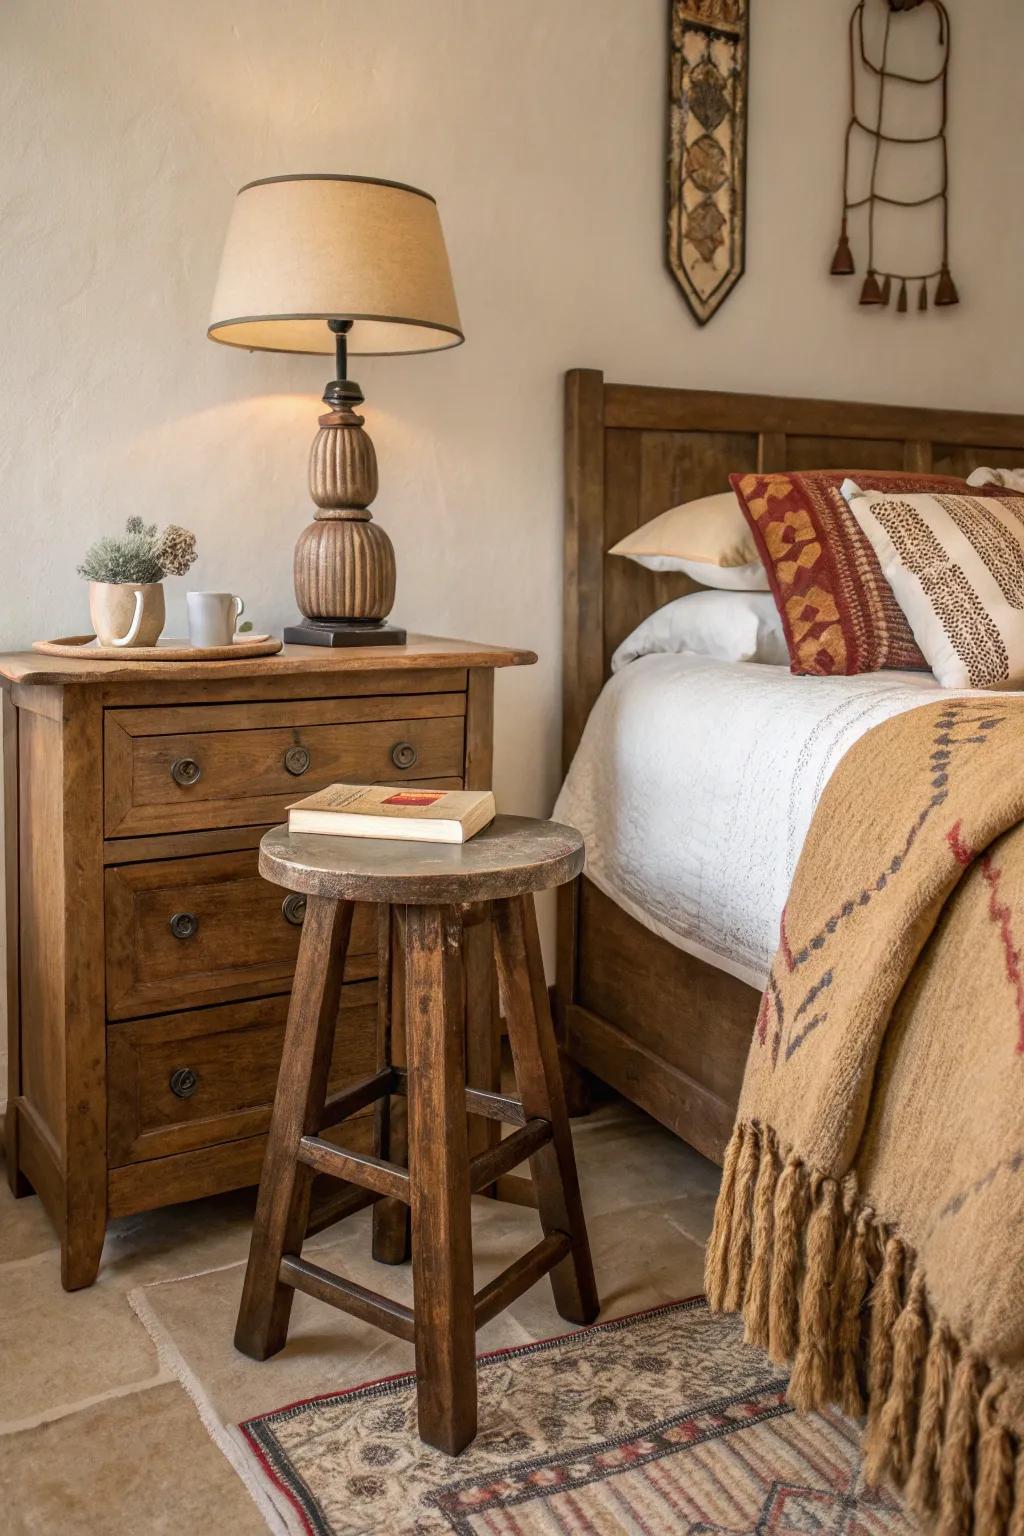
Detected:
[979,852,1024,1054]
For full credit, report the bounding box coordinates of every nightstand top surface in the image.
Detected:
[0,634,536,688]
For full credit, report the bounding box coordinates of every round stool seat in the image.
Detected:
[258,813,584,905]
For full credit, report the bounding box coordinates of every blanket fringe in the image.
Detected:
[706,1120,1022,1536]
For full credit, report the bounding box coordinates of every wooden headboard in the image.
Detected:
[563,369,1024,772]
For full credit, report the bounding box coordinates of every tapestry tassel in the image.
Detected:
[724,1121,761,1310]
[788,1177,842,1410]
[830,219,856,275]
[935,266,960,306]
[897,279,908,313]
[767,1154,807,1363]
[907,1320,957,1517]
[705,1123,745,1309]
[860,270,884,305]
[880,274,892,306]
[866,1235,905,1438]
[919,280,929,312]
[743,1125,777,1349]
[937,1354,981,1536]
[865,1268,928,1484]
[974,1379,1015,1533]
[833,1201,870,1417]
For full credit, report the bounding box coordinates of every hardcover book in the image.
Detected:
[287,783,496,844]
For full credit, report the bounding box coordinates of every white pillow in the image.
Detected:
[611,590,789,672]
[841,478,1024,688]
[968,467,1024,492]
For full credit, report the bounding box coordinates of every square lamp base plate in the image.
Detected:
[283,617,408,649]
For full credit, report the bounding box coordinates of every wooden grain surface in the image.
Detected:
[106,982,377,1165]
[104,706,465,837]
[0,634,536,688]
[234,898,355,1359]
[103,849,377,1018]
[405,903,478,1453]
[259,815,585,905]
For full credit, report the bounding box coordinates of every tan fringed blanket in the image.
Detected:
[706,697,1024,1535]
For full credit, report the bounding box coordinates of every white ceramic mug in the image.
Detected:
[187,591,245,649]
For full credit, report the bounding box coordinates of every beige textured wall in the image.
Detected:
[1,0,1023,1070]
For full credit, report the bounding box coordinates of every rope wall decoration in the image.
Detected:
[830,0,959,314]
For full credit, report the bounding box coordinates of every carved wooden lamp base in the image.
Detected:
[285,323,406,648]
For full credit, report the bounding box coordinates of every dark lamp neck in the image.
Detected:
[324,318,364,409]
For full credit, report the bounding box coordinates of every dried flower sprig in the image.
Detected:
[77,517,198,584]
[156,525,198,577]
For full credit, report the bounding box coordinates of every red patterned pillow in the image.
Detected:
[729,471,979,676]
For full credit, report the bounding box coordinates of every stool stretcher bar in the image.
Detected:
[277,1231,574,1343]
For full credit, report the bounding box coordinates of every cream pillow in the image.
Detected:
[841,478,1024,689]
[610,491,769,590]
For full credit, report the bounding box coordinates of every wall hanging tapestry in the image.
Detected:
[667,0,749,326]
[831,0,958,313]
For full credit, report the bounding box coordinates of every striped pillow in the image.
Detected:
[841,481,1024,689]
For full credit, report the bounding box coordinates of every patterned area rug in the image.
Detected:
[238,1299,916,1535]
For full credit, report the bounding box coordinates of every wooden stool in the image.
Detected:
[234,814,599,1455]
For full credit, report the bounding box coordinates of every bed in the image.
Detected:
[553,370,1024,1164]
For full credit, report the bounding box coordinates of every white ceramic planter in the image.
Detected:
[88,581,166,648]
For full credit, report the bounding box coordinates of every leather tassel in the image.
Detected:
[919,281,928,312]
[881,275,892,306]
[830,221,855,275]
[935,266,960,306]
[897,279,908,313]
[859,270,883,305]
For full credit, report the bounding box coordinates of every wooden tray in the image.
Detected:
[32,634,283,662]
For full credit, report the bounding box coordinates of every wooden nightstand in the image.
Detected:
[0,636,534,1289]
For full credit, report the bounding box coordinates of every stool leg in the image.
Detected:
[463,903,502,1190]
[405,903,477,1455]
[373,905,411,1264]
[492,894,600,1327]
[235,897,354,1360]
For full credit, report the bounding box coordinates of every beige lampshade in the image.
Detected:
[208,174,463,357]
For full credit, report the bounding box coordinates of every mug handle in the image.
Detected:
[110,588,145,648]
[232,596,245,633]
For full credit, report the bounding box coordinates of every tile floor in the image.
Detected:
[0,1098,720,1535]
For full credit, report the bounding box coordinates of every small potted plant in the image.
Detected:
[78,517,198,647]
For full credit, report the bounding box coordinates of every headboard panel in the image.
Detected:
[563,369,1024,773]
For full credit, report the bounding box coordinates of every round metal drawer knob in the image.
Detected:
[284,745,311,776]
[171,757,201,787]
[390,741,418,770]
[169,911,199,941]
[169,1067,199,1099]
[282,893,307,926]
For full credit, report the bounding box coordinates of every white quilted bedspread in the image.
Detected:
[553,655,960,990]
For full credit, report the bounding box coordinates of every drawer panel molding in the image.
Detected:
[104,848,378,1018]
[107,986,378,1165]
[105,700,466,836]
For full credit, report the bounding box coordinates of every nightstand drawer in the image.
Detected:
[104,695,467,836]
[107,986,378,1165]
[104,848,378,1019]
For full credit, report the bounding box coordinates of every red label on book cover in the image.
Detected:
[383,791,445,807]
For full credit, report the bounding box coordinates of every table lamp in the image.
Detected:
[208,174,463,646]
